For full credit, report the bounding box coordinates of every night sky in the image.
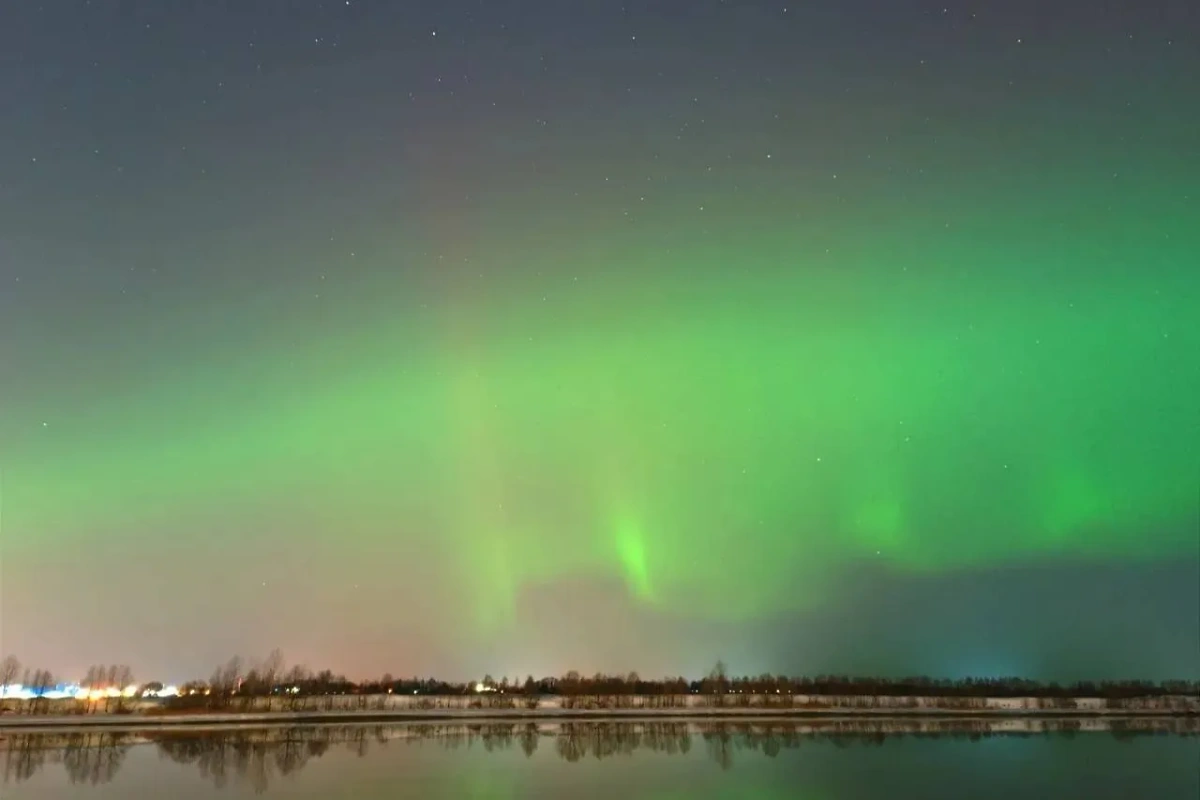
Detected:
[1,1,1197,685]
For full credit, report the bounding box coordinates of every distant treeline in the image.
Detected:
[188,655,1199,703]
[3,652,1197,714]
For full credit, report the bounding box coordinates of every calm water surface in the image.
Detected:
[3,719,1197,798]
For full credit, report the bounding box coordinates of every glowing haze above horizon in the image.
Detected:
[1,1,1197,685]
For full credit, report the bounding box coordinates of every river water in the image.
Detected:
[2,718,1196,798]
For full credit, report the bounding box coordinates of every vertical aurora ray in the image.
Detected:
[615,517,654,603]
[444,350,517,630]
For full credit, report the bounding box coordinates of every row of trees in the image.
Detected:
[1,656,58,714]
[1,658,145,715]
[4,652,1198,712]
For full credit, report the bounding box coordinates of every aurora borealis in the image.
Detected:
[1,1,1197,683]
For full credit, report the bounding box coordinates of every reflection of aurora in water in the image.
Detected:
[2,718,1198,792]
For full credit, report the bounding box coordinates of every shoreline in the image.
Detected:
[2,706,1196,732]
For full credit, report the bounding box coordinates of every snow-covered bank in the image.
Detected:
[3,715,1197,738]
[1,692,1195,731]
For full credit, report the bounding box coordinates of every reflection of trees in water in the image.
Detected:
[156,727,345,794]
[2,735,49,784]
[1,733,132,786]
[519,722,539,758]
[2,716,1196,788]
[62,732,132,785]
[556,722,689,762]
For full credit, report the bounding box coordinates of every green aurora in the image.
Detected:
[7,208,1197,631]
[2,0,1198,681]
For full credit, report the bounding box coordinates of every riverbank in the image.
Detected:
[2,703,1197,732]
